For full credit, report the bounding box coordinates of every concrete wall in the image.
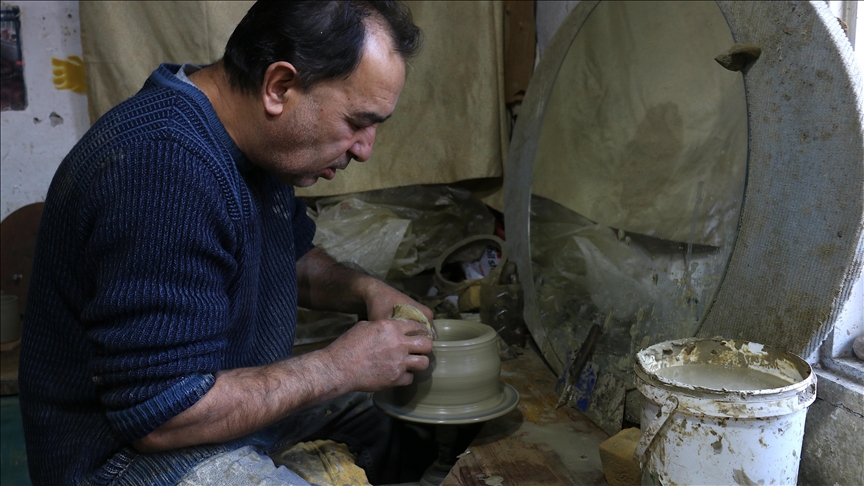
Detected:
[800,370,864,485]
[0,1,89,222]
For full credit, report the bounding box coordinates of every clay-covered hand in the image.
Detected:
[322,318,434,392]
[391,304,438,340]
[363,280,434,326]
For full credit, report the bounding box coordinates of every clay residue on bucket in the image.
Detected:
[635,337,810,394]
[655,364,793,390]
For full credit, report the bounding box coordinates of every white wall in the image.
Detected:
[828,1,862,68]
[0,1,89,221]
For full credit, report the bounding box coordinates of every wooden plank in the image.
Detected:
[1,202,44,317]
[0,340,20,396]
[441,344,609,485]
[503,1,536,104]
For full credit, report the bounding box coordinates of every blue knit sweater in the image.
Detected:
[18,64,316,486]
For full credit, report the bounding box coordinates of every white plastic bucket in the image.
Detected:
[634,337,816,486]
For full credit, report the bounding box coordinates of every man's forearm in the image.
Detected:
[132,348,347,453]
[132,251,435,453]
[298,247,435,324]
[296,247,383,316]
[132,312,433,453]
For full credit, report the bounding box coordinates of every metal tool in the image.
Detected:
[555,323,602,409]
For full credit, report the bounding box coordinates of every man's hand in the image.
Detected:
[296,247,435,390]
[362,280,434,325]
[322,318,433,391]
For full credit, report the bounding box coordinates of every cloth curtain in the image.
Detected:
[79,1,507,198]
[532,1,747,246]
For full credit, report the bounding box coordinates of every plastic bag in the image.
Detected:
[572,225,668,321]
[308,185,494,280]
[311,198,411,279]
[529,196,675,322]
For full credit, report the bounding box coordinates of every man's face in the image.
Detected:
[265,26,406,187]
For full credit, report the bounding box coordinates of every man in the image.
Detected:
[19,2,436,484]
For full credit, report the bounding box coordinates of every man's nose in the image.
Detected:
[348,126,376,162]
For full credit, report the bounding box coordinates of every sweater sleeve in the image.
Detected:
[80,140,238,443]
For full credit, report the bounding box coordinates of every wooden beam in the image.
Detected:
[503,1,536,104]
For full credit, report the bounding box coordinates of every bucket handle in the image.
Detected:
[634,392,679,465]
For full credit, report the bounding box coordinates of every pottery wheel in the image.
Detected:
[373,383,519,425]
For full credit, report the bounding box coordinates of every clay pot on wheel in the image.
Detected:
[375,319,518,424]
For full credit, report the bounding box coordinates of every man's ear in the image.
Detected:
[261,61,301,117]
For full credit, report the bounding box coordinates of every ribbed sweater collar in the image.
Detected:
[152,63,254,173]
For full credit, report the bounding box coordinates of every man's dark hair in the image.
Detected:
[222,0,422,94]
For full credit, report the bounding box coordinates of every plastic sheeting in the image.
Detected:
[526,1,748,435]
[530,194,732,434]
[309,185,494,280]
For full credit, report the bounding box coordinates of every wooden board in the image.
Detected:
[0,203,42,396]
[1,202,43,316]
[0,340,20,396]
[503,1,537,104]
[441,344,609,485]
